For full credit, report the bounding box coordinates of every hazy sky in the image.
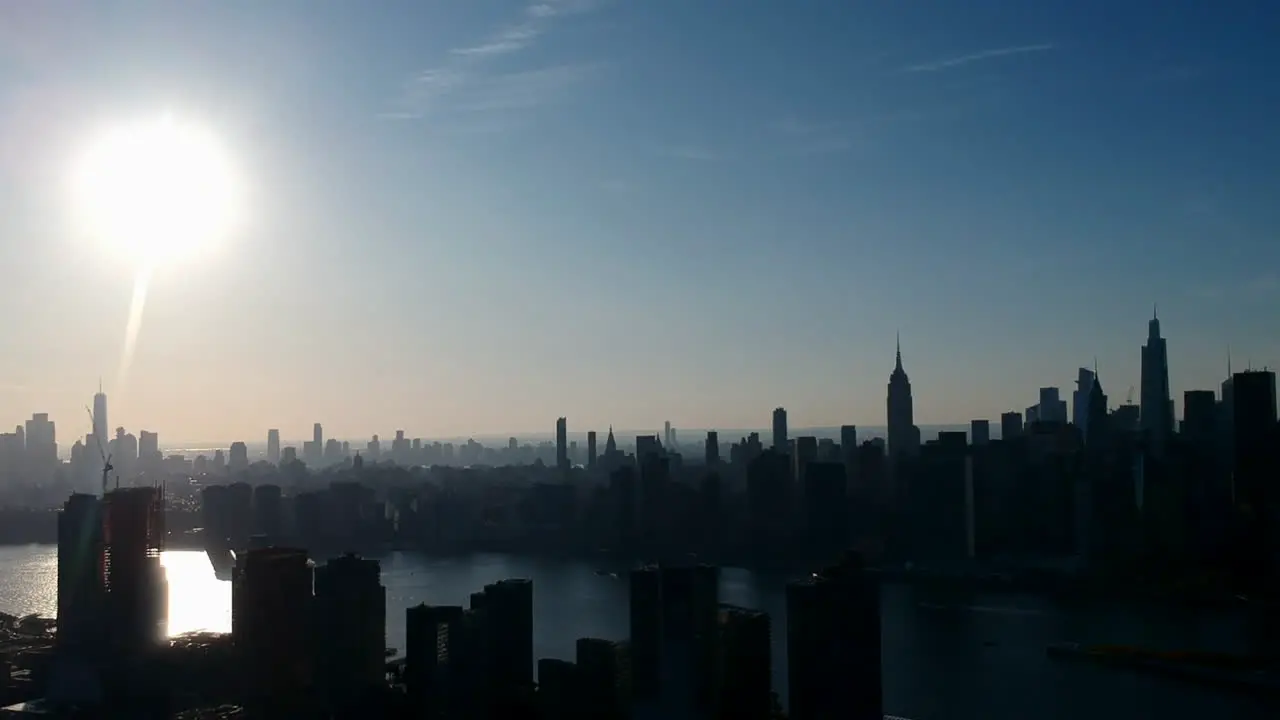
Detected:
[1,1,1278,445]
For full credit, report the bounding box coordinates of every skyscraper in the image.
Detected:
[970,419,990,446]
[233,546,314,714]
[266,429,281,465]
[310,423,324,465]
[713,604,772,720]
[772,408,788,453]
[57,494,104,655]
[1000,411,1023,440]
[556,417,568,472]
[886,336,917,460]
[629,565,663,699]
[313,553,387,707]
[839,425,858,454]
[92,382,108,453]
[1140,308,1173,454]
[1182,390,1217,448]
[229,441,249,474]
[587,430,598,469]
[787,553,882,720]
[1073,367,1096,434]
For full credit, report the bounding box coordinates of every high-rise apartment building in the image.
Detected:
[787,553,881,720]
[713,604,771,720]
[233,546,314,714]
[314,554,387,708]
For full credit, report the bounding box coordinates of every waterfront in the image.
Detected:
[0,545,1274,719]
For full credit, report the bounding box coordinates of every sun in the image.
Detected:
[73,115,241,265]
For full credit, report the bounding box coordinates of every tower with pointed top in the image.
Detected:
[1140,307,1173,455]
[886,336,918,460]
[92,380,108,455]
[1086,369,1109,447]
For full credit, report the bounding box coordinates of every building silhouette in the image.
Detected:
[704,431,720,466]
[92,384,108,457]
[404,602,465,717]
[1140,308,1173,454]
[629,565,663,700]
[575,637,631,719]
[1073,367,1096,436]
[970,419,990,446]
[56,494,104,656]
[886,336,918,460]
[771,408,788,453]
[556,417,568,472]
[787,553,882,720]
[266,428,281,465]
[101,486,168,656]
[713,604,771,720]
[232,546,314,715]
[314,553,387,710]
[1000,411,1023,440]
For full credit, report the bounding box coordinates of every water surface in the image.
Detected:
[0,545,1272,719]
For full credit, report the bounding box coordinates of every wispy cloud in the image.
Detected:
[656,144,720,162]
[383,0,606,122]
[769,116,855,157]
[903,44,1055,73]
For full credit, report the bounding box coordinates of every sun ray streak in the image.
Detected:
[116,265,153,394]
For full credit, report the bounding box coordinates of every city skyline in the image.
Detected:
[3,312,1276,449]
[12,326,1280,450]
[1,1,1278,441]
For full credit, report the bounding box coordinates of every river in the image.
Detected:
[0,545,1272,719]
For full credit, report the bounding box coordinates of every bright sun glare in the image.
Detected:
[74,115,240,265]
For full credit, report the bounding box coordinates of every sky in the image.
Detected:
[1,0,1278,445]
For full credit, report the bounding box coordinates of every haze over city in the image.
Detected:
[1,1,1277,445]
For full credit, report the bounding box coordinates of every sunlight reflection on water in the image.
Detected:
[0,546,229,636]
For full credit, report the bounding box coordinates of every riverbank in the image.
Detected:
[1047,642,1280,696]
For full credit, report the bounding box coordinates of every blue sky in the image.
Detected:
[0,0,1277,444]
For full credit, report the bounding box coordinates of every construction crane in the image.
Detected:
[85,406,113,494]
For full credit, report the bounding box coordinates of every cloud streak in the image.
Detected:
[903,44,1055,73]
[384,0,605,122]
[769,116,855,157]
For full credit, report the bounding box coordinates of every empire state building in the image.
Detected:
[887,337,919,460]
